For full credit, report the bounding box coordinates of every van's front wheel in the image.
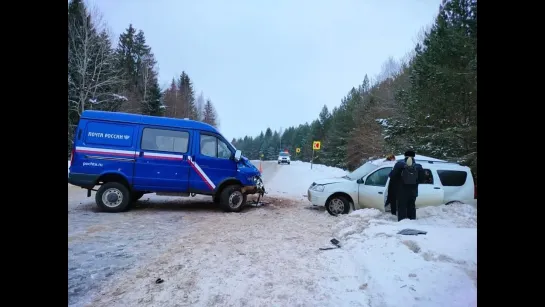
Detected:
[96,182,131,213]
[219,184,247,212]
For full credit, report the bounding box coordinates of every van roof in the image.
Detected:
[81,110,219,134]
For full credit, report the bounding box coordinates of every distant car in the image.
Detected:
[277,152,291,165]
[307,155,477,216]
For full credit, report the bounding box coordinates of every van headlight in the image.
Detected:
[310,184,325,192]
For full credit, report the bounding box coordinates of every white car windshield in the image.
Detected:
[344,162,379,180]
[279,152,289,157]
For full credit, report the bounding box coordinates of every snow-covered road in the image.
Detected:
[68,160,476,307]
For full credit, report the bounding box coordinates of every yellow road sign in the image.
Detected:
[313,141,321,150]
[296,147,301,153]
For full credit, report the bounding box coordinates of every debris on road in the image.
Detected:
[155,278,164,284]
[397,229,427,236]
[319,238,342,251]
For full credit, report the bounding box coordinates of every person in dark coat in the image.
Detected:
[384,154,398,215]
[389,150,425,221]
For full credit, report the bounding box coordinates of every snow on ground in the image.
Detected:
[68,159,476,307]
[328,204,477,307]
[258,160,348,198]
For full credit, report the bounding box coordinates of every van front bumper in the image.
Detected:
[242,176,265,196]
[68,173,97,188]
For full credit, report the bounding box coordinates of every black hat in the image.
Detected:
[404,150,416,157]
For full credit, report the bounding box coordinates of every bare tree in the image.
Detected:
[68,4,125,118]
[139,54,153,112]
[375,56,402,84]
[195,91,205,121]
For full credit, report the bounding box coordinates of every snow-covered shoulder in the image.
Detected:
[265,161,347,198]
[329,203,477,307]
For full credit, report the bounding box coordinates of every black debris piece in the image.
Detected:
[319,238,342,251]
[155,278,164,284]
[397,229,427,236]
[330,238,341,247]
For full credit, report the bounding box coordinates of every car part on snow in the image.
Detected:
[155,278,164,284]
[245,193,271,207]
[319,238,342,250]
[397,229,427,236]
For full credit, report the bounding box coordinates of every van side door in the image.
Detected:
[358,167,392,211]
[188,131,236,194]
[132,126,191,192]
[415,168,445,208]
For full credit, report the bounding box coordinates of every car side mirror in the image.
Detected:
[357,178,364,184]
[234,150,242,162]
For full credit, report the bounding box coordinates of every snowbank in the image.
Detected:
[265,161,347,198]
[329,204,477,307]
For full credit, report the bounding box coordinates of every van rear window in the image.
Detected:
[437,170,467,187]
[85,122,134,147]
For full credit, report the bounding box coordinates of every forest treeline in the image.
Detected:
[68,0,219,153]
[232,0,477,179]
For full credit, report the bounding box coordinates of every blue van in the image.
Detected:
[68,110,265,213]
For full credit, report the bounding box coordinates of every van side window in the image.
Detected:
[141,128,189,153]
[421,168,434,184]
[200,134,232,159]
[437,170,467,187]
[365,167,392,187]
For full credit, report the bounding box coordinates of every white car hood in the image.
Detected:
[313,177,351,185]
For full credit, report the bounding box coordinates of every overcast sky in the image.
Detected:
[88,0,440,142]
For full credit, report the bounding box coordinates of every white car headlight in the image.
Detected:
[310,184,325,192]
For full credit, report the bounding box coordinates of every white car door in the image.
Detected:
[415,168,445,208]
[358,167,392,211]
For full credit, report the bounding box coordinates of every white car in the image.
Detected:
[307,155,477,216]
[278,152,291,165]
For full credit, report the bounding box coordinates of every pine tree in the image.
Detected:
[178,72,198,120]
[392,0,476,164]
[202,98,218,127]
[163,79,179,118]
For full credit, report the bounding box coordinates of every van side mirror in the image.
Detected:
[357,178,364,184]
[234,150,242,162]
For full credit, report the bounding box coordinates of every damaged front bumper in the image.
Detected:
[241,176,265,196]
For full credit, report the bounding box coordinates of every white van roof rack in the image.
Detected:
[396,158,459,165]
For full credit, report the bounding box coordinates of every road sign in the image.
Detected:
[296,148,301,153]
[313,141,321,150]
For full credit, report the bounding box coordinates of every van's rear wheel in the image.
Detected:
[219,184,247,212]
[96,182,131,213]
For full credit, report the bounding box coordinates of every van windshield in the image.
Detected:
[344,162,379,180]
